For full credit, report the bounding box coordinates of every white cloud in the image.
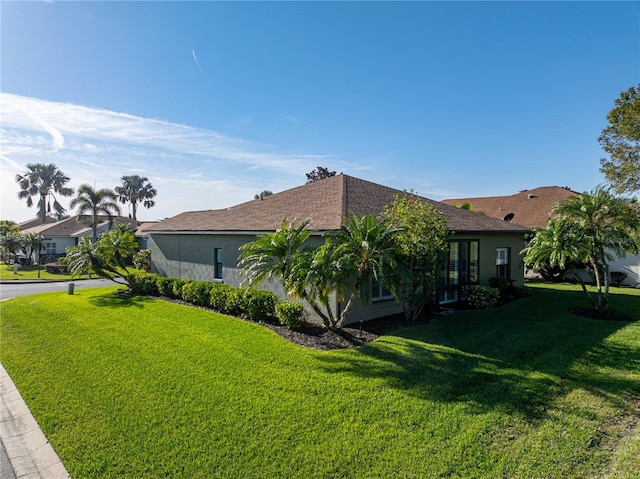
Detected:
[0,93,335,222]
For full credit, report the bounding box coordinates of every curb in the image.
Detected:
[0,364,70,478]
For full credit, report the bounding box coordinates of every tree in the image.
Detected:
[19,232,44,265]
[239,214,401,330]
[15,163,74,223]
[115,175,157,221]
[381,193,449,322]
[63,227,138,285]
[599,84,640,195]
[254,190,273,200]
[305,166,337,184]
[523,186,640,313]
[70,184,122,244]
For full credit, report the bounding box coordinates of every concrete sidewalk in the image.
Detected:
[0,363,70,478]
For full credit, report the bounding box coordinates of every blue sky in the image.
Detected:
[1,1,638,223]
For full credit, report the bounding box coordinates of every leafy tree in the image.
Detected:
[254,190,273,200]
[523,186,640,313]
[15,163,74,223]
[70,184,122,244]
[63,227,138,285]
[381,193,449,321]
[115,175,157,221]
[599,84,640,195]
[305,166,337,184]
[453,202,473,211]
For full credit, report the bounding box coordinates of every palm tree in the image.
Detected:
[15,163,74,223]
[115,175,157,221]
[524,186,640,313]
[70,184,121,244]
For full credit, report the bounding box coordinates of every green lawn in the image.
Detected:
[1,283,638,478]
[0,263,90,281]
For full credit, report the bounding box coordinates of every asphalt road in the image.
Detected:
[0,278,116,301]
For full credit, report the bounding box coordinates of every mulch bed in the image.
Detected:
[259,313,436,351]
[571,308,637,322]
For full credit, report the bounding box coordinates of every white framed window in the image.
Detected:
[496,247,511,279]
[214,248,223,279]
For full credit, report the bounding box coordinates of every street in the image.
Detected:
[0,278,117,301]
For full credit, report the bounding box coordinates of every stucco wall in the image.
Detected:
[448,232,527,286]
[150,230,527,325]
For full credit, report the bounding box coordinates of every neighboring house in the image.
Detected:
[442,186,640,287]
[147,174,530,325]
[19,216,143,263]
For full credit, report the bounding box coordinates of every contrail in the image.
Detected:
[192,49,203,71]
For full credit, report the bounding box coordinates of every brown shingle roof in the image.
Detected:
[21,216,140,236]
[148,174,530,234]
[442,186,580,229]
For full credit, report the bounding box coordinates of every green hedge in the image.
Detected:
[463,285,500,309]
[128,272,160,296]
[128,273,280,324]
[275,301,305,329]
[240,289,278,323]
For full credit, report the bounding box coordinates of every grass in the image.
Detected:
[0,263,91,281]
[1,283,639,478]
[0,263,139,281]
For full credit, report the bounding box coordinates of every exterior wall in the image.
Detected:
[608,253,640,287]
[150,230,526,325]
[450,232,526,286]
[40,236,76,258]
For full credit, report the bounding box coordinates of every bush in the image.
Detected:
[181,281,215,307]
[275,301,305,329]
[133,249,151,272]
[156,276,175,297]
[513,285,533,298]
[44,262,68,274]
[128,272,160,296]
[240,289,279,322]
[209,284,241,316]
[463,285,500,309]
[172,278,189,299]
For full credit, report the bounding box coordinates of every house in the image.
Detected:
[147,174,530,325]
[442,186,640,287]
[19,216,145,263]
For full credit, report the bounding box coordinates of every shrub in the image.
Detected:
[128,272,160,296]
[44,262,68,274]
[209,284,241,316]
[275,301,305,329]
[172,278,189,299]
[133,249,151,272]
[156,276,174,297]
[463,285,500,309]
[181,280,215,307]
[240,289,279,322]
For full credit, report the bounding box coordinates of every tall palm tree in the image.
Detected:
[70,184,122,244]
[15,163,74,223]
[115,175,157,221]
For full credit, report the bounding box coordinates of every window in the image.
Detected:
[496,247,510,279]
[440,240,479,303]
[45,242,56,256]
[214,248,223,279]
[371,276,393,302]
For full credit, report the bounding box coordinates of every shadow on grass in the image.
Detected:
[88,291,152,309]
[317,286,639,419]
